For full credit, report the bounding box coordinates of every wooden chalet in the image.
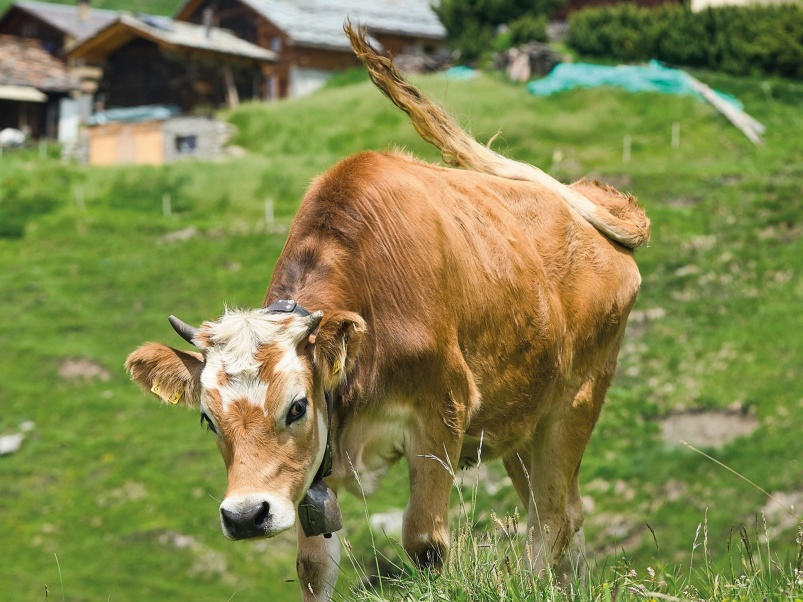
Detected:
[175,0,447,99]
[0,0,116,56]
[67,14,277,111]
[0,34,80,139]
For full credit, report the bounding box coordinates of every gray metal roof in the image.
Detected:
[13,0,118,40]
[243,0,446,51]
[120,14,277,61]
[70,13,277,62]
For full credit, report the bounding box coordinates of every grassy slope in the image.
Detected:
[1,71,801,601]
[0,0,180,15]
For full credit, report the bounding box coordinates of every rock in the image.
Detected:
[369,509,404,535]
[502,43,565,82]
[0,433,24,455]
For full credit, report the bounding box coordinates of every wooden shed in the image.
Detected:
[67,13,277,111]
[175,0,446,99]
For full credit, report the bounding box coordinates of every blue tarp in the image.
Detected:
[528,61,741,108]
[86,105,181,126]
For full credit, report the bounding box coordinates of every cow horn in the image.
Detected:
[305,311,323,333]
[168,315,199,346]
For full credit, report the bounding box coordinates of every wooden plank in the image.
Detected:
[684,72,765,145]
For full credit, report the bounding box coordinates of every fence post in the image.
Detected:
[264,198,274,228]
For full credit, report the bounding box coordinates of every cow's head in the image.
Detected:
[125,304,365,540]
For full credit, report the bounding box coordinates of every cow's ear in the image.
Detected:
[311,311,366,390]
[125,343,204,407]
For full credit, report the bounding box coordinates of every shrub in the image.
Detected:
[436,0,566,61]
[509,13,549,45]
[567,3,803,79]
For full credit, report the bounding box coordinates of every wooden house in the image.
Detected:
[0,34,80,139]
[0,0,116,56]
[67,14,277,111]
[174,0,447,98]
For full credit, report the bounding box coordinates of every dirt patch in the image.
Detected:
[58,358,110,381]
[659,407,759,448]
[159,227,198,244]
[761,490,803,532]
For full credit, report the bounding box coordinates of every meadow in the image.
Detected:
[0,68,801,601]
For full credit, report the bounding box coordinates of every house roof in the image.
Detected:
[0,34,79,92]
[8,0,118,41]
[68,13,277,63]
[178,0,446,51]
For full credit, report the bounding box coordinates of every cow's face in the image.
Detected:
[126,308,365,540]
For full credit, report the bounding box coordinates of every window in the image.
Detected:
[270,36,282,52]
[175,135,197,154]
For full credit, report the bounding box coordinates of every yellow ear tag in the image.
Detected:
[150,379,184,405]
[167,386,184,405]
[332,341,348,376]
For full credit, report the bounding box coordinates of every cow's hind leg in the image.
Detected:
[296,520,340,601]
[525,369,613,583]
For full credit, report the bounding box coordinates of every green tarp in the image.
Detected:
[528,60,741,108]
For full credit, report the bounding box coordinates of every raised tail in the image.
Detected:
[345,23,650,249]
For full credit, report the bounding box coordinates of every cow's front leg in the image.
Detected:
[403,415,463,569]
[296,521,340,602]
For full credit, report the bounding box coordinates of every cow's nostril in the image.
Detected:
[220,507,237,531]
[254,501,269,527]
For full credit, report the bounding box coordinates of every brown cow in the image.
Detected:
[126,24,649,601]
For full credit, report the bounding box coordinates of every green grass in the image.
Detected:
[0,0,181,16]
[1,69,802,601]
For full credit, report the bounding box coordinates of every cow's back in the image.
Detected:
[267,151,641,447]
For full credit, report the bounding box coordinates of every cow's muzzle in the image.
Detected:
[220,500,270,540]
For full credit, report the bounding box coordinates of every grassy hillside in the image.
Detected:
[0,0,181,16]
[1,70,802,601]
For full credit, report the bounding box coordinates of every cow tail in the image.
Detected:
[345,22,650,249]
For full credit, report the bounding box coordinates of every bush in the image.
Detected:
[567,3,803,79]
[436,0,565,61]
[509,13,548,45]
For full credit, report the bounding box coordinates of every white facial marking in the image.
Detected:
[198,308,311,410]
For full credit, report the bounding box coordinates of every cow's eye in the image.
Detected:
[286,398,307,425]
[200,412,218,435]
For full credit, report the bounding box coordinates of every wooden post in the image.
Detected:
[551,148,563,173]
[622,135,631,163]
[222,65,240,109]
[672,122,680,149]
[264,198,274,228]
[162,193,172,218]
[684,72,765,144]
